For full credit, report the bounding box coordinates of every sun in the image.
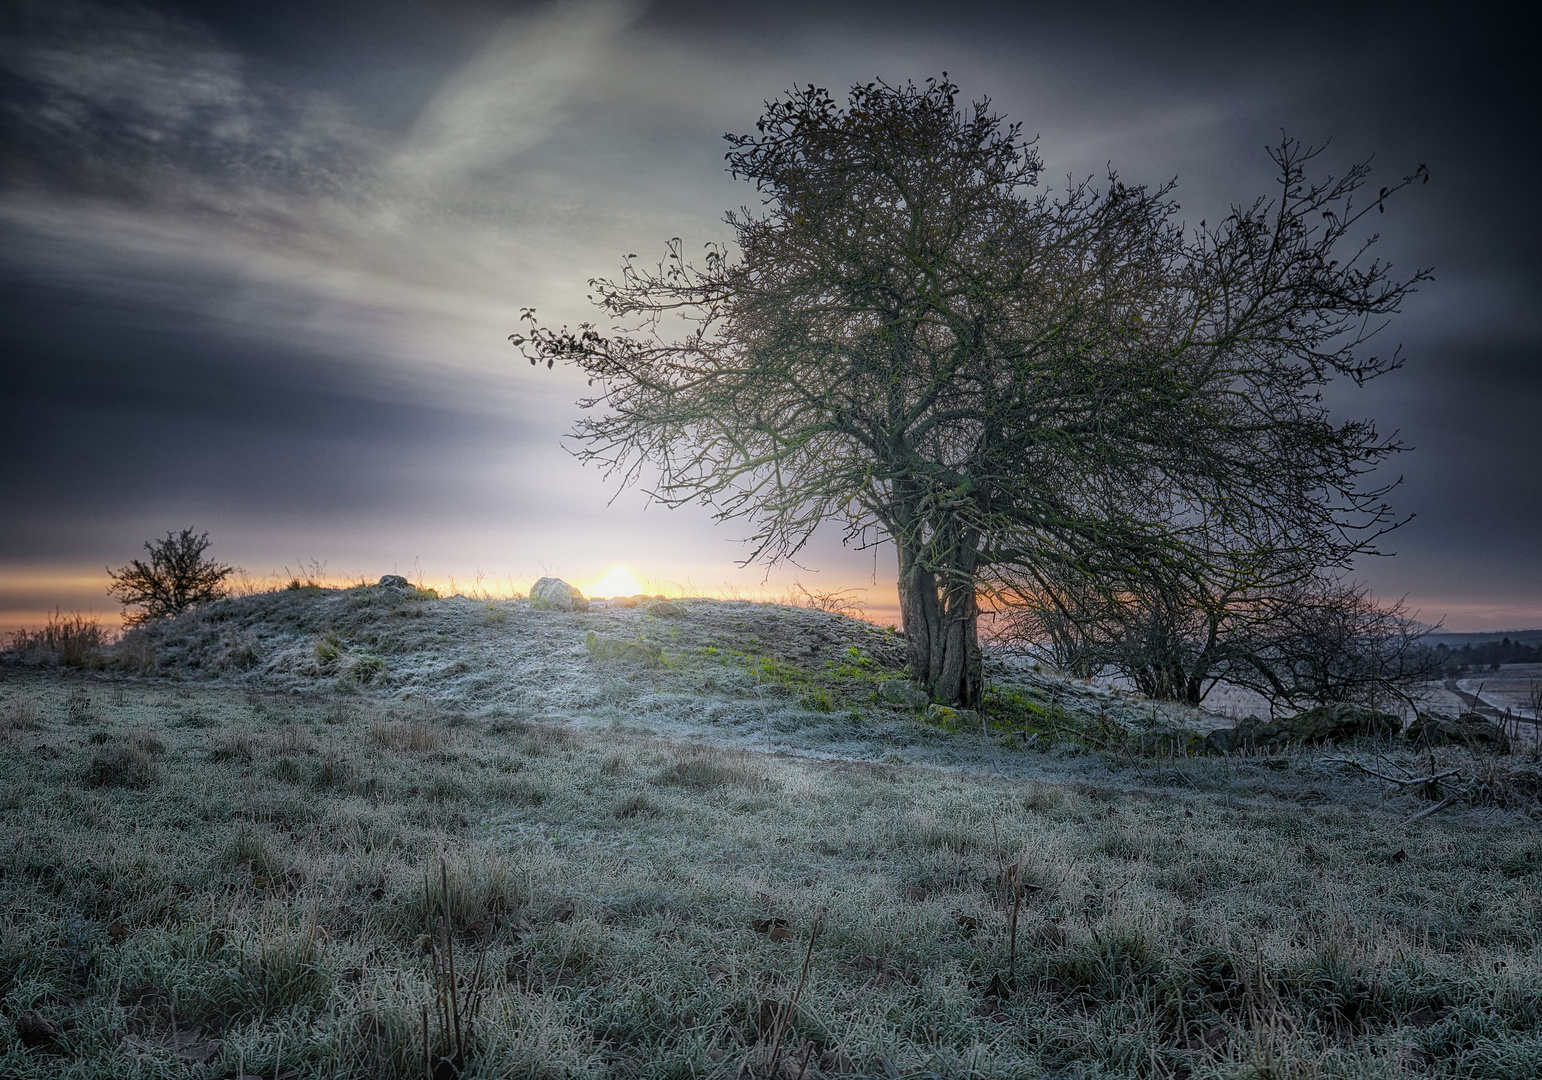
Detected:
[586,565,643,598]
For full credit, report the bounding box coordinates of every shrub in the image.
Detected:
[6,611,111,667]
[313,632,342,667]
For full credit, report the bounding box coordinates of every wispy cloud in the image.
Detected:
[0,0,652,385]
[393,0,642,187]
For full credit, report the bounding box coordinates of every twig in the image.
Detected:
[1405,795,1458,824]
[1317,757,1460,787]
[794,1038,814,1080]
[767,910,823,1076]
[440,861,463,1061]
[1008,862,1023,985]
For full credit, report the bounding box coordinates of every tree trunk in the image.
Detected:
[897,543,983,708]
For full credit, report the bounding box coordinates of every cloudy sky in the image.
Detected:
[1,0,1536,634]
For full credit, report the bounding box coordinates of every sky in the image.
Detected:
[0,0,1537,635]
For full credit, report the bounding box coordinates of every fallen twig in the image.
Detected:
[1318,758,1461,787]
[1405,795,1459,824]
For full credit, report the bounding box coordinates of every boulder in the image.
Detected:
[1203,704,1399,754]
[530,576,588,612]
[644,599,685,618]
[585,632,662,667]
[880,679,930,709]
[1287,703,1401,741]
[1407,711,1511,753]
[377,574,410,589]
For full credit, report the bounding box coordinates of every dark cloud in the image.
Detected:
[1,0,1537,630]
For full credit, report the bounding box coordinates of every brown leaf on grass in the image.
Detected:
[756,996,784,1034]
[175,1038,222,1064]
[820,1048,858,1074]
[707,963,735,984]
[955,914,981,932]
[767,926,796,942]
[1183,1025,1229,1054]
[1029,921,1067,948]
[903,885,929,902]
[1405,1005,1450,1028]
[750,917,789,935]
[107,921,130,942]
[982,971,1014,1000]
[841,955,919,987]
[15,1010,60,1047]
[124,1026,223,1064]
[1391,848,1408,863]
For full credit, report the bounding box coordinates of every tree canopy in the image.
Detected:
[513,77,1429,706]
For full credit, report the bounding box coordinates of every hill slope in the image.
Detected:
[104,584,1216,777]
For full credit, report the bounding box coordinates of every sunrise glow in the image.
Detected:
[584,565,643,598]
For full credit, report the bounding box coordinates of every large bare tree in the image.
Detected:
[512,77,1428,707]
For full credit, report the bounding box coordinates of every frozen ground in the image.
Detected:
[98,584,1238,784]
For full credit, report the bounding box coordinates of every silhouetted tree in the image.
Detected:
[513,77,1429,706]
[108,528,236,626]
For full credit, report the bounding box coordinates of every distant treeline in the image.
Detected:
[1433,637,1542,674]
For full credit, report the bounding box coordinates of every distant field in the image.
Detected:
[1458,664,1542,721]
[3,587,1542,1077]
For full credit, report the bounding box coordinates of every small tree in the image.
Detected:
[108,528,236,626]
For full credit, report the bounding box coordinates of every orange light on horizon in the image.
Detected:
[584,565,644,598]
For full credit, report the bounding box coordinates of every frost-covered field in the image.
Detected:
[104,585,1233,780]
[2,589,1541,1078]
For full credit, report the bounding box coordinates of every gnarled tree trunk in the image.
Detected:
[897,542,983,708]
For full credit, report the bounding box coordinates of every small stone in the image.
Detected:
[376,574,409,589]
[644,599,684,617]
